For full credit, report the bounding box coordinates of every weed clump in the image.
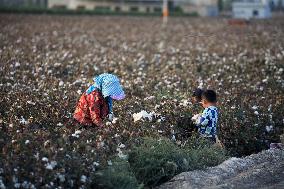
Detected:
[130,137,227,187]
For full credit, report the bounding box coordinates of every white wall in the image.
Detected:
[233,2,271,19]
[48,0,70,8]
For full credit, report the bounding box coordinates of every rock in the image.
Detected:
[158,149,284,189]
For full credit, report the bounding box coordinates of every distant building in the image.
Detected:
[48,0,163,13]
[48,0,219,16]
[232,0,272,19]
[176,0,219,16]
[0,0,47,8]
[269,0,284,9]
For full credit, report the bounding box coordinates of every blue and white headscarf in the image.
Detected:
[86,73,125,113]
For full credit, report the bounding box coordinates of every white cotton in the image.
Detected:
[72,130,82,138]
[144,96,155,101]
[19,117,28,125]
[42,157,48,162]
[15,62,20,67]
[80,175,87,183]
[0,178,6,189]
[266,125,273,132]
[192,114,201,124]
[57,122,63,126]
[27,101,36,105]
[45,161,57,170]
[93,162,100,166]
[133,110,154,122]
[252,105,258,110]
[59,81,64,86]
[180,99,191,107]
[14,183,21,188]
[118,143,125,148]
[44,140,50,147]
[57,174,65,182]
[117,148,127,160]
[112,117,119,124]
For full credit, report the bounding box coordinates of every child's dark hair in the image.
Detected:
[202,90,217,103]
[192,88,204,101]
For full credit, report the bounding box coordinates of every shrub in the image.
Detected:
[90,158,142,189]
[184,136,228,170]
[128,137,189,186]
[89,137,227,188]
[128,137,228,187]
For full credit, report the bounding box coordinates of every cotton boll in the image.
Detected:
[57,174,65,183]
[144,96,155,101]
[80,175,87,183]
[180,99,191,107]
[117,148,127,159]
[266,125,273,132]
[118,143,125,148]
[45,161,57,170]
[93,162,100,167]
[133,110,154,122]
[107,160,112,166]
[19,117,28,125]
[57,122,63,126]
[72,130,82,138]
[58,81,64,87]
[27,101,35,105]
[42,157,48,162]
[192,114,201,124]
[252,106,258,110]
[15,62,20,67]
[112,117,119,124]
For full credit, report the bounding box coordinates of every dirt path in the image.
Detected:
[158,149,284,189]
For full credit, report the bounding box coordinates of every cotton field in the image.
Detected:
[0,14,284,188]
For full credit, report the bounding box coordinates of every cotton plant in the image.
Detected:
[1,14,284,188]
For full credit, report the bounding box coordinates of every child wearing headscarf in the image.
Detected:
[73,73,125,127]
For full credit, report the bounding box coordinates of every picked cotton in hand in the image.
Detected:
[191,114,201,124]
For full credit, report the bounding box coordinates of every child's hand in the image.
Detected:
[108,113,114,122]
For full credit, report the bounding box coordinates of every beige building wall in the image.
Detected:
[48,0,162,13]
[180,0,218,16]
[190,0,218,6]
[48,0,218,16]
[68,0,96,10]
[48,0,71,9]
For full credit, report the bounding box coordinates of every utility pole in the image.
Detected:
[162,0,169,25]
